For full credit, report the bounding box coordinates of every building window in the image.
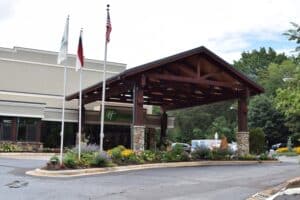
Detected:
[41,121,77,148]
[17,118,39,142]
[0,117,13,140]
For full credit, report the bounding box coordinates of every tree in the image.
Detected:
[207,116,236,142]
[259,59,297,96]
[248,95,290,147]
[274,67,300,135]
[168,101,236,143]
[233,47,287,81]
[284,22,300,52]
[275,72,300,117]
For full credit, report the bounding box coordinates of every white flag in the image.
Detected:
[57,16,69,64]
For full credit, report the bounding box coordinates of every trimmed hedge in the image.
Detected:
[249,128,265,154]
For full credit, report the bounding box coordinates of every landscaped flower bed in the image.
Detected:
[45,144,276,170]
[275,146,300,156]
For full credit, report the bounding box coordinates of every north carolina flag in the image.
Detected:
[75,30,84,71]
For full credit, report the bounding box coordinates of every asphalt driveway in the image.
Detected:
[0,156,299,200]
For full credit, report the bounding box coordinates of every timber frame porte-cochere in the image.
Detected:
[66,46,264,155]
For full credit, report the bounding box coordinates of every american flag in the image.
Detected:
[106,7,112,43]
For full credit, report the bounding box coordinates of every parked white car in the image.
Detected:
[171,143,191,152]
[191,140,221,152]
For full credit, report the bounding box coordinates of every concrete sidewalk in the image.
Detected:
[0,152,54,160]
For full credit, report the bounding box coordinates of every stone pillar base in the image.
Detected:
[131,126,145,151]
[236,132,249,156]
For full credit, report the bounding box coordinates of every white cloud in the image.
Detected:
[0,0,300,68]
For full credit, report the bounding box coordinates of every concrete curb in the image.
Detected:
[247,177,300,200]
[26,160,279,178]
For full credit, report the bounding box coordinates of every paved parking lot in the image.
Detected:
[0,156,300,200]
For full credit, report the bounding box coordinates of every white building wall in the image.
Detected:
[0,46,127,121]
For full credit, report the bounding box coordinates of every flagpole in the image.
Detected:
[58,15,69,165]
[100,4,111,152]
[78,67,82,159]
[60,65,67,164]
[100,41,107,152]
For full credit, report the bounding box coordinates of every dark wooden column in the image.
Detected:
[81,104,86,136]
[237,89,249,132]
[160,107,168,149]
[131,79,145,151]
[35,120,42,142]
[11,118,17,141]
[133,83,144,125]
[237,89,250,155]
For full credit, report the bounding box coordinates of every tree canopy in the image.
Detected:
[233,47,287,81]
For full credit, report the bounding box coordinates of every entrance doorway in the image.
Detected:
[85,124,131,150]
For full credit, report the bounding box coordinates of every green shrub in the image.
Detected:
[127,154,144,164]
[172,144,184,155]
[258,153,268,160]
[79,152,94,167]
[141,150,156,162]
[154,151,164,162]
[46,155,61,170]
[49,155,60,165]
[291,133,300,146]
[191,146,211,160]
[210,148,232,160]
[0,143,22,152]
[180,151,190,161]
[90,152,112,167]
[109,145,125,161]
[161,151,173,162]
[249,128,265,155]
[63,150,77,168]
[238,154,257,160]
[161,145,190,162]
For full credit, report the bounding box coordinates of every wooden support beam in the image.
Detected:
[133,83,144,125]
[141,74,146,88]
[197,58,202,79]
[237,89,249,132]
[150,73,240,89]
[166,92,238,110]
[160,107,168,148]
[168,63,196,77]
[199,72,222,80]
[84,84,133,104]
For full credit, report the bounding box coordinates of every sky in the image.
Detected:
[0,0,299,68]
